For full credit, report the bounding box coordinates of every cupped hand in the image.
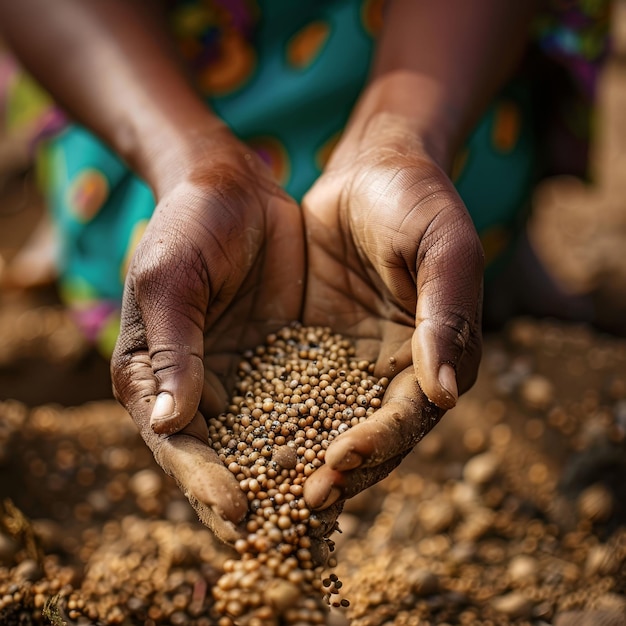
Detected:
[110,128,305,542]
[302,114,484,511]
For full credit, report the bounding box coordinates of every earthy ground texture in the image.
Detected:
[2,292,626,626]
[4,17,626,626]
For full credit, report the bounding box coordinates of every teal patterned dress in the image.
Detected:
[1,0,611,355]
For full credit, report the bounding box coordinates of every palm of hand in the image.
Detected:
[191,174,305,416]
[115,159,305,417]
[301,145,483,509]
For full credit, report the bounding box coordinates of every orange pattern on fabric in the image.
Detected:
[451,148,469,183]
[492,101,521,153]
[287,21,331,69]
[480,226,510,266]
[66,170,109,222]
[315,131,341,171]
[197,30,256,95]
[361,0,385,37]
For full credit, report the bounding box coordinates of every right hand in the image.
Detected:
[110,128,305,543]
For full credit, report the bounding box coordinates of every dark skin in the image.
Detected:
[0,0,535,543]
[297,0,534,509]
[111,131,306,540]
[301,115,484,510]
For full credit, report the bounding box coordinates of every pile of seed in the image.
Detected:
[208,323,388,625]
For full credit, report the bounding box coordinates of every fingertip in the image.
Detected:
[333,450,363,472]
[324,435,368,471]
[183,449,248,524]
[303,466,343,510]
[318,487,342,510]
[412,326,458,410]
[194,503,244,546]
[212,489,248,525]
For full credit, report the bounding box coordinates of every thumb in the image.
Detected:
[413,209,484,409]
[129,235,209,435]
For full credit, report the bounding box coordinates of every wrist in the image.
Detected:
[118,108,228,198]
[339,71,463,173]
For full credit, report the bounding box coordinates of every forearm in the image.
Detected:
[0,0,222,195]
[344,0,537,171]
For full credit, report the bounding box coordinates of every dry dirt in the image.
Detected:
[3,24,626,626]
[2,272,626,626]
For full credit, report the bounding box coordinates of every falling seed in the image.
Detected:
[206,323,388,623]
[577,483,614,522]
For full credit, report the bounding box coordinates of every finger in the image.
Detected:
[349,162,484,409]
[112,276,205,435]
[305,454,405,511]
[157,426,248,543]
[146,413,248,544]
[413,206,484,409]
[158,413,247,523]
[113,324,247,543]
[304,369,443,509]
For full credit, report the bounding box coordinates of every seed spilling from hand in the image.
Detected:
[208,324,388,625]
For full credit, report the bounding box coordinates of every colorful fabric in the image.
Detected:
[535,0,611,99]
[531,0,611,177]
[1,52,66,152]
[167,0,380,199]
[2,0,609,355]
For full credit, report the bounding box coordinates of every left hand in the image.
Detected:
[302,113,484,511]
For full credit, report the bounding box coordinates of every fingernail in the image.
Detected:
[438,363,458,406]
[320,487,341,510]
[334,451,362,471]
[151,392,176,426]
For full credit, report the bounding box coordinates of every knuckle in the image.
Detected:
[133,241,196,294]
[440,311,473,353]
[109,349,132,401]
[149,344,202,369]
